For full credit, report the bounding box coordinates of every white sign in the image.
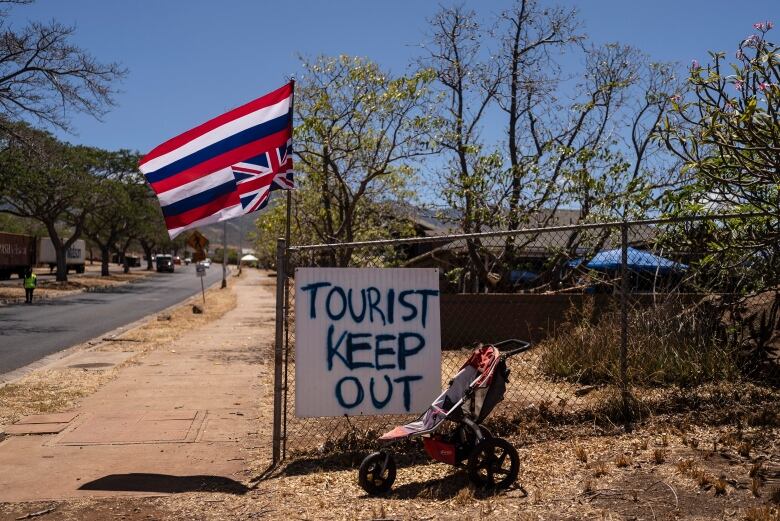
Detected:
[295,268,441,418]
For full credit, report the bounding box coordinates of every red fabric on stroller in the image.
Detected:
[461,345,498,387]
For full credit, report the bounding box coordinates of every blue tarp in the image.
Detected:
[510,270,538,283]
[571,247,687,273]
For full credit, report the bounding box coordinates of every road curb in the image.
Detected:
[0,268,231,387]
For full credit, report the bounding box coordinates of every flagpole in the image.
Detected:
[221,220,227,288]
[279,79,294,459]
[285,79,294,249]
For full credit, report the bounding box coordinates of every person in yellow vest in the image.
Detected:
[23,267,37,304]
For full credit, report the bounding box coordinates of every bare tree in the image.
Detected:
[0,3,125,132]
[423,4,502,290]
[495,0,583,234]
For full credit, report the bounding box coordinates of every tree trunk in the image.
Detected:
[55,246,68,282]
[45,223,68,282]
[141,243,153,270]
[100,245,111,276]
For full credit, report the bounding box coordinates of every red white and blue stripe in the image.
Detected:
[233,139,294,213]
[139,82,295,238]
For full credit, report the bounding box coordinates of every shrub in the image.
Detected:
[539,298,741,386]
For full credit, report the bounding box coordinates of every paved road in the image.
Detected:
[0,264,226,376]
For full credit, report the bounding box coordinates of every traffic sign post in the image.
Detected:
[196,264,206,303]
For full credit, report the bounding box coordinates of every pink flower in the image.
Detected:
[767,21,774,30]
[744,34,761,47]
[670,94,682,103]
[758,82,771,91]
[734,79,744,90]
[754,22,765,30]
[736,49,745,60]
[691,59,700,70]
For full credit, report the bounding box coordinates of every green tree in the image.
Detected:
[82,150,144,276]
[662,22,779,221]
[659,21,780,297]
[136,193,170,271]
[291,55,437,265]
[0,124,99,281]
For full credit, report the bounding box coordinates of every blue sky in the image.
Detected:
[9,0,778,154]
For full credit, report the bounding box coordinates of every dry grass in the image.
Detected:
[0,283,237,429]
[538,299,741,386]
[744,506,780,521]
[589,460,609,477]
[739,441,753,458]
[453,487,475,506]
[695,470,713,488]
[653,448,667,464]
[0,369,116,427]
[1,417,777,520]
[752,478,762,497]
[714,477,728,496]
[107,283,237,347]
[673,456,719,491]
[676,458,697,475]
[615,453,632,468]
[574,444,588,463]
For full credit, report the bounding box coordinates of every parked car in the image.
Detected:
[201,258,211,268]
[155,254,175,273]
[184,257,192,265]
[173,256,182,265]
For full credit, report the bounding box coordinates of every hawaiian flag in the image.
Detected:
[139,82,295,238]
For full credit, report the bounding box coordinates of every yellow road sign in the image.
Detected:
[187,231,209,251]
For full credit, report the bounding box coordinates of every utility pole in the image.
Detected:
[221,221,227,288]
[238,219,243,271]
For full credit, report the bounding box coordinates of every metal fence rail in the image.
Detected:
[271,213,780,462]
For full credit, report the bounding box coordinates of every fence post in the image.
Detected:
[619,222,630,425]
[272,237,286,464]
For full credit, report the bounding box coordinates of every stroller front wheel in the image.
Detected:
[467,437,520,489]
[359,451,397,495]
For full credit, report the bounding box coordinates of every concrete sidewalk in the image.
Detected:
[0,270,276,501]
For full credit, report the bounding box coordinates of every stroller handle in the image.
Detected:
[493,338,532,358]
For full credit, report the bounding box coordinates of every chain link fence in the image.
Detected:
[271,213,780,461]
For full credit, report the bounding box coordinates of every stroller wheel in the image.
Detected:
[358,451,396,495]
[467,437,520,489]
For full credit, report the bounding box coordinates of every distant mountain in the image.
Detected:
[196,213,258,251]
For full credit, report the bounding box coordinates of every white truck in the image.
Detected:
[38,237,86,274]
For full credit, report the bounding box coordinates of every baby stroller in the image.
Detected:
[358,339,532,495]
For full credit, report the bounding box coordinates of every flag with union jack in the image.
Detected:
[233,139,294,214]
[139,82,295,238]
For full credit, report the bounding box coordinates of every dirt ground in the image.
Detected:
[0,416,777,520]
[1,270,778,520]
